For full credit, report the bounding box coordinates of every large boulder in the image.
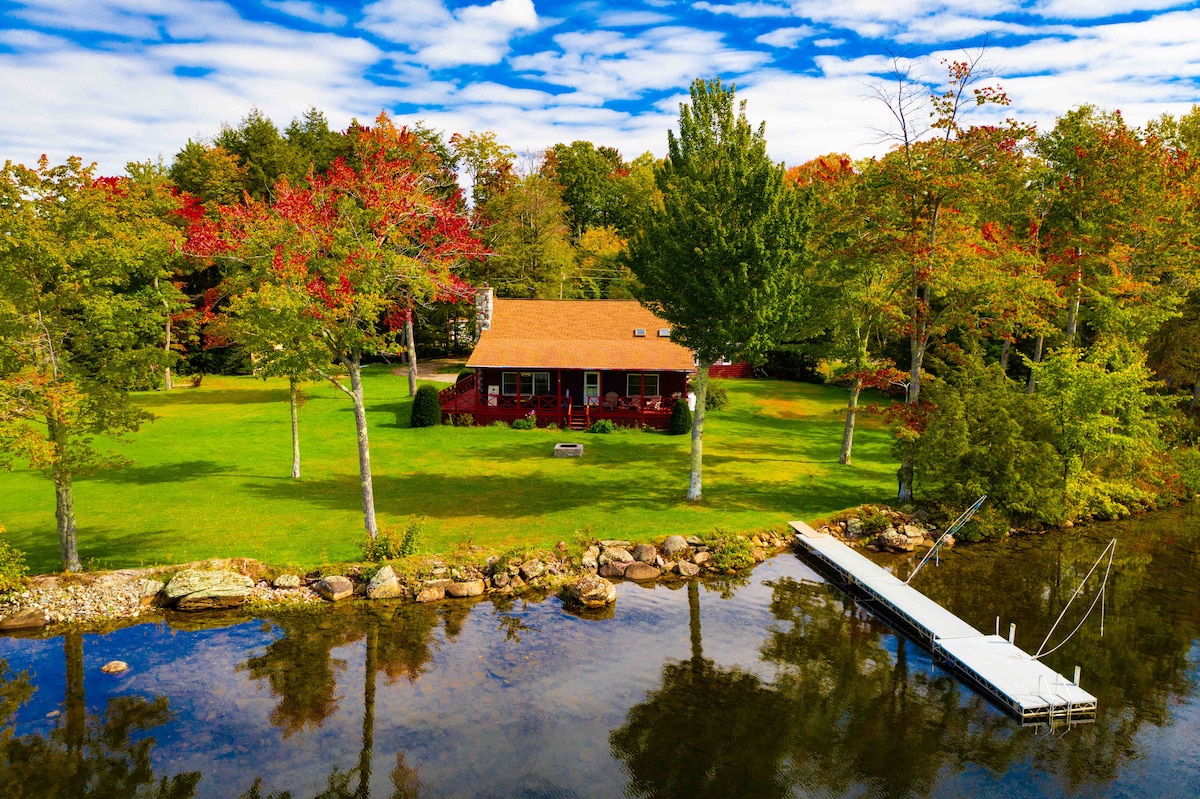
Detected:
[661,535,690,559]
[272,574,302,589]
[366,566,403,600]
[875,528,915,553]
[674,561,701,578]
[519,559,546,582]
[415,585,444,603]
[599,547,634,566]
[580,546,600,572]
[165,569,254,611]
[0,608,49,631]
[446,579,486,598]
[314,575,354,602]
[136,578,165,606]
[631,543,658,564]
[598,560,628,578]
[562,575,617,609]
[623,562,661,582]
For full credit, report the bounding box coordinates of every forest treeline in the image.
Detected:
[4,60,1200,573]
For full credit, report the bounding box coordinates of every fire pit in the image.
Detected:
[553,443,584,458]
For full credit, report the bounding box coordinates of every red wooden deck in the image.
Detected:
[438,375,676,429]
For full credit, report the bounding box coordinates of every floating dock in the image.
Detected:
[790,521,1097,724]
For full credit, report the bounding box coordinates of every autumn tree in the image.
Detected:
[191,114,482,537]
[0,157,183,571]
[629,78,811,501]
[788,154,905,465]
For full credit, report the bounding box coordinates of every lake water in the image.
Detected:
[2,505,1198,798]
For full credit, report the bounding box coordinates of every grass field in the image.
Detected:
[0,367,898,574]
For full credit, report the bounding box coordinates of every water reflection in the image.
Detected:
[611,581,793,799]
[0,507,1198,798]
[0,647,201,799]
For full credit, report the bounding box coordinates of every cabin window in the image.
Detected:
[502,371,550,395]
[626,373,659,396]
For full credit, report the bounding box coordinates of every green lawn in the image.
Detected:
[0,367,897,574]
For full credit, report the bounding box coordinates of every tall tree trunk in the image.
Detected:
[49,416,81,572]
[163,314,173,392]
[1190,377,1200,416]
[999,338,1011,372]
[1027,334,1044,394]
[840,375,861,466]
[405,314,418,398]
[348,359,379,538]
[289,375,301,480]
[157,277,173,391]
[688,363,710,502]
[1066,257,1082,343]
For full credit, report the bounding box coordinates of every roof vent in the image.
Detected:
[658,328,670,337]
[633,328,646,337]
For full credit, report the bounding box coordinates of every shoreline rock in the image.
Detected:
[0,531,796,633]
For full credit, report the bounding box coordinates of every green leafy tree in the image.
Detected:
[223,280,329,478]
[0,157,183,571]
[214,108,309,201]
[484,172,578,298]
[168,140,247,206]
[628,78,810,501]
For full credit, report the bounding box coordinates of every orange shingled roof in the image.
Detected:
[466,299,696,371]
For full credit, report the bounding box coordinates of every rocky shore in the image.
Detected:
[0,530,795,633]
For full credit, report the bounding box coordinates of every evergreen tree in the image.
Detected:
[629,78,810,501]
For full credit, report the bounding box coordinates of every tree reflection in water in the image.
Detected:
[237,601,468,799]
[610,581,794,799]
[0,644,200,799]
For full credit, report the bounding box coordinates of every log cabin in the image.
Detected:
[439,292,696,429]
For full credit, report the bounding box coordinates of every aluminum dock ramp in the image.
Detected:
[791,521,1097,724]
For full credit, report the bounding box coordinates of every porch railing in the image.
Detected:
[437,372,476,405]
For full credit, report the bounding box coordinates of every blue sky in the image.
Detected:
[2,0,1200,175]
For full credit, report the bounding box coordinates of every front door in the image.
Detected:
[584,371,600,405]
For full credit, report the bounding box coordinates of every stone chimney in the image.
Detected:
[475,285,494,335]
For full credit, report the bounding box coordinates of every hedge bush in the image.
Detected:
[705,381,729,411]
[667,398,692,435]
[411,385,442,427]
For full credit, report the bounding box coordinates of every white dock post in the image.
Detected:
[1009,623,1016,644]
[1074,665,1082,685]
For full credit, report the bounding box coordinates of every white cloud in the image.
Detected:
[693,1,792,18]
[756,25,816,48]
[512,26,771,100]
[599,10,674,27]
[1034,0,1190,20]
[263,0,348,27]
[814,37,845,47]
[360,0,538,67]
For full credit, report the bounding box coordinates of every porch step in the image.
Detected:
[568,418,588,431]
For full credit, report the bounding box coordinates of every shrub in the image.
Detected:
[411,385,442,427]
[667,398,692,435]
[700,527,755,571]
[586,419,615,434]
[448,413,475,427]
[0,532,27,595]
[489,420,510,428]
[456,370,474,383]
[511,411,536,430]
[359,517,424,561]
[705,381,729,411]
